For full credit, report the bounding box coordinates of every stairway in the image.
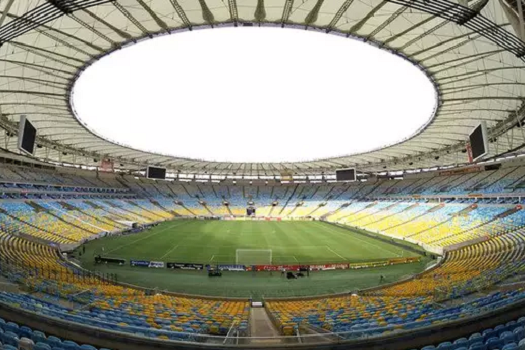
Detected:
[383,203,443,232]
[70,204,126,229]
[336,202,376,221]
[363,203,417,227]
[307,204,323,217]
[149,200,180,217]
[268,204,277,217]
[202,203,215,215]
[248,308,283,345]
[287,204,300,216]
[322,203,349,220]
[0,208,75,243]
[128,201,166,220]
[180,204,196,216]
[278,185,299,215]
[29,201,98,235]
[103,201,151,222]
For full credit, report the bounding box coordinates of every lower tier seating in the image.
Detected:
[0,316,110,350]
[266,229,525,335]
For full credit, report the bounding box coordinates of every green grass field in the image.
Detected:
[77,220,432,298]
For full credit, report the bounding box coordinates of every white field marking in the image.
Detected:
[325,226,401,257]
[106,221,186,254]
[159,224,210,259]
[159,244,180,260]
[325,246,346,261]
[168,244,322,249]
[209,255,234,262]
[293,255,299,262]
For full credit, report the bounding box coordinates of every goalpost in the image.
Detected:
[235,249,272,265]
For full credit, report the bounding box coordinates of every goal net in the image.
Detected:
[235,249,272,265]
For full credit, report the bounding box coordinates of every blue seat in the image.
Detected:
[454,338,469,348]
[513,326,524,342]
[422,346,436,350]
[19,326,32,339]
[495,324,507,335]
[62,340,80,350]
[79,345,97,350]
[501,331,516,344]
[35,342,53,350]
[3,344,19,350]
[46,336,62,348]
[468,342,486,350]
[437,341,453,350]
[4,322,19,334]
[506,321,517,328]
[501,343,518,350]
[3,331,19,347]
[32,330,46,344]
[485,337,502,350]
[469,333,483,347]
[483,329,497,341]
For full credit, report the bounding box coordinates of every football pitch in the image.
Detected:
[78,220,431,298]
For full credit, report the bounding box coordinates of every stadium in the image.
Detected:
[2,0,525,350]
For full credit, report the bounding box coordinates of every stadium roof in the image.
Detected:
[0,0,524,176]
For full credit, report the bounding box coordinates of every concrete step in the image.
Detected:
[248,307,283,344]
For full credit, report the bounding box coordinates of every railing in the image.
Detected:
[223,322,239,345]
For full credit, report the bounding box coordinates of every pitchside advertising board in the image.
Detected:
[217,264,246,271]
[130,260,165,268]
[167,262,204,270]
[129,258,419,271]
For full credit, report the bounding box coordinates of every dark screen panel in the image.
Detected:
[147,166,166,180]
[18,116,36,155]
[469,122,488,161]
[336,168,356,182]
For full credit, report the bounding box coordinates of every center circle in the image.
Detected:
[71,26,437,163]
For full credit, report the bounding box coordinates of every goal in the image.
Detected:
[235,249,272,265]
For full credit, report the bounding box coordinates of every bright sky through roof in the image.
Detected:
[72,27,436,163]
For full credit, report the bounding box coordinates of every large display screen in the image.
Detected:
[469,122,488,161]
[336,168,356,182]
[18,115,37,155]
[146,166,167,180]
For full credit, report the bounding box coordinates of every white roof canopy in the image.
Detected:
[0,0,524,176]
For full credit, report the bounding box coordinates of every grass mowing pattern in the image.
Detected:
[78,220,431,298]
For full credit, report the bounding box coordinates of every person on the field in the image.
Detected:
[281,268,286,277]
